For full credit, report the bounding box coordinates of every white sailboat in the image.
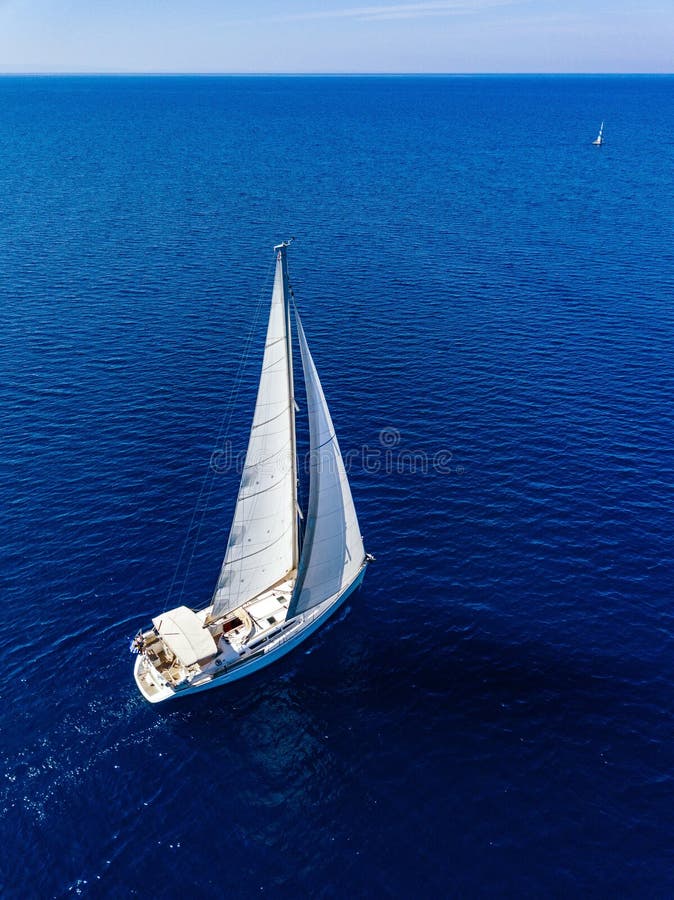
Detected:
[132,241,372,703]
[592,121,604,146]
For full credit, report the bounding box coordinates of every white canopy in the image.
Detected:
[152,606,217,667]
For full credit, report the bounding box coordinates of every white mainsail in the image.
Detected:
[593,121,604,145]
[211,251,297,619]
[288,312,365,618]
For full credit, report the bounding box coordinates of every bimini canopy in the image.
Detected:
[152,606,217,667]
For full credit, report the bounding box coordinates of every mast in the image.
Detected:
[275,240,299,570]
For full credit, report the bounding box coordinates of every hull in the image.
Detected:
[134,565,366,703]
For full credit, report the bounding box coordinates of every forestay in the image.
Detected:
[288,312,365,618]
[211,255,296,618]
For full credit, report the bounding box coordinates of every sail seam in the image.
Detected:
[242,438,292,470]
[234,470,293,502]
[219,520,293,572]
[251,404,291,430]
[312,432,337,452]
[261,353,286,373]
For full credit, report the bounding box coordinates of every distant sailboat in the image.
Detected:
[132,241,372,703]
[592,121,604,146]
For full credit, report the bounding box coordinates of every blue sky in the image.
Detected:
[0,0,671,73]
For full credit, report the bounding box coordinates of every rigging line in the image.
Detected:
[165,252,276,612]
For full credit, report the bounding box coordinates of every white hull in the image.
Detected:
[134,565,367,703]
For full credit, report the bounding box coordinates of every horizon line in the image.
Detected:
[0,71,672,77]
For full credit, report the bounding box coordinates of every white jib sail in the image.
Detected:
[211,254,296,618]
[288,312,365,619]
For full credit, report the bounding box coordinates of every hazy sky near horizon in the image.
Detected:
[0,0,671,74]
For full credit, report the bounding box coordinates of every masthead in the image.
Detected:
[274,237,296,252]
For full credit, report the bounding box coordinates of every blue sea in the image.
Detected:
[1,75,674,897]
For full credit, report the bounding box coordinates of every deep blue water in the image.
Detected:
[1,75,674,897]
